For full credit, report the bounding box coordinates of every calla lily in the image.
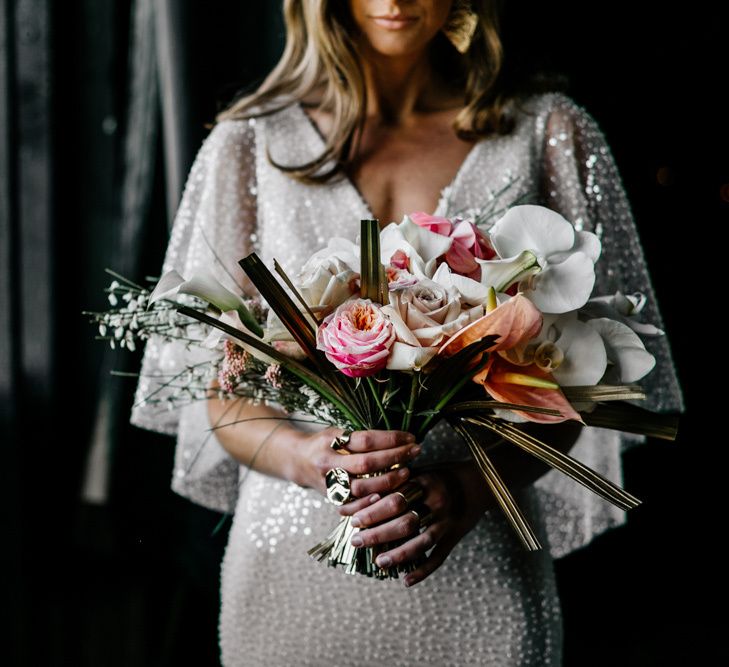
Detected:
[148,269,263,337]
[485,204,601,313]
[586,317,656,383]
[438,293,543,358]
[472,355,583,424]
[476,250,539,294]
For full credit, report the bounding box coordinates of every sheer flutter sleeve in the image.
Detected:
[129,118,259,513]
[531,92,685,558]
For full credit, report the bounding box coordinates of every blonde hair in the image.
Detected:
[216,0,515,185]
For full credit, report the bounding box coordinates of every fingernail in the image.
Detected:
[351,516,362,528]
[351,535,363,547]
[404,433,416,443]
[403,575,414,587]
[369,494,380,504]
[397,468,409,478]
[376,555,392,567]
[410,445,422,458]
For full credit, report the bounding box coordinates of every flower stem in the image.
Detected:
[366,376,391,430]
[401,370,420,433]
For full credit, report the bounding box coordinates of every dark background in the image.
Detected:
[2,1,723,665]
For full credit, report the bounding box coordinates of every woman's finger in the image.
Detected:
[340,443,421,476]
[344,429,416,452]
[349,509,422,548]
[373,521,448,569]
[347,466,410,500]
[336,493,381,515]
[349,487,413,527]
[402,535,458,588]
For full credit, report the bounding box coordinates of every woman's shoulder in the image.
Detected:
[512,90,607,148]
[514,90,591,123]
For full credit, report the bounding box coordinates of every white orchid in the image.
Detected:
[581,290,664,336]
[586,317,656,383]
[501,307,655,387]
[482,204,601,314]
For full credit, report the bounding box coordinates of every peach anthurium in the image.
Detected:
[437,293,581,423]
[437,293,543,358]
[473,355,583,424]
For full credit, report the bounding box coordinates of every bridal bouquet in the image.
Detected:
[86,203,678,579]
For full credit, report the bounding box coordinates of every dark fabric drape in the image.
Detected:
[1,1,53,663]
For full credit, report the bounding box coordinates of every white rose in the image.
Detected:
[297,249,360,309]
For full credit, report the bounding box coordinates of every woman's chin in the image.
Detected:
[362,35,431,59]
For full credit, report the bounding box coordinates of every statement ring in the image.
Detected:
[330,430,352,454]
[325,467,352,506]
[409,502,434,529]
[393,481,424,509]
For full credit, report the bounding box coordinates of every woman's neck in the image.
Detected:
[359,45,457,124]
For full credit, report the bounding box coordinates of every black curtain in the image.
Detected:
[3,1,723,665]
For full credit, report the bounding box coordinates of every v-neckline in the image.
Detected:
[294,100,482,224]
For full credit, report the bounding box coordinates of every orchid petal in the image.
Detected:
[490,205,576,259]
[581,292,664,335]
[526,252,596,313]
[549,317,608,386]
[550,230,601,264]
[586,317,656,382]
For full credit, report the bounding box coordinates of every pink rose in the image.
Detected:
[409,211,453,236]
[316,299,396,377]
[409,212,496,279]
[445,220,496,279]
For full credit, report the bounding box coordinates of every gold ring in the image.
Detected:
[393,481,424,509]
[325,467,352,505]
[409,502,434,528]
[329,430,352,454]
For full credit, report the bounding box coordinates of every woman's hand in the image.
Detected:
[336,459,494,588]
[291,427,422,500]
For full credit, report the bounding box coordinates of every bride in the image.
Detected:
[130,1,684,664]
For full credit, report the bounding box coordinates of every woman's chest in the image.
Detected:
[254,105,542,274]
[344,118,479,226]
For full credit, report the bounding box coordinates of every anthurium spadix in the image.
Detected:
[148,269,263,337]
[485,204,601,314]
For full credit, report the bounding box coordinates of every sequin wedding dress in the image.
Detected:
[130,92,684,666]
